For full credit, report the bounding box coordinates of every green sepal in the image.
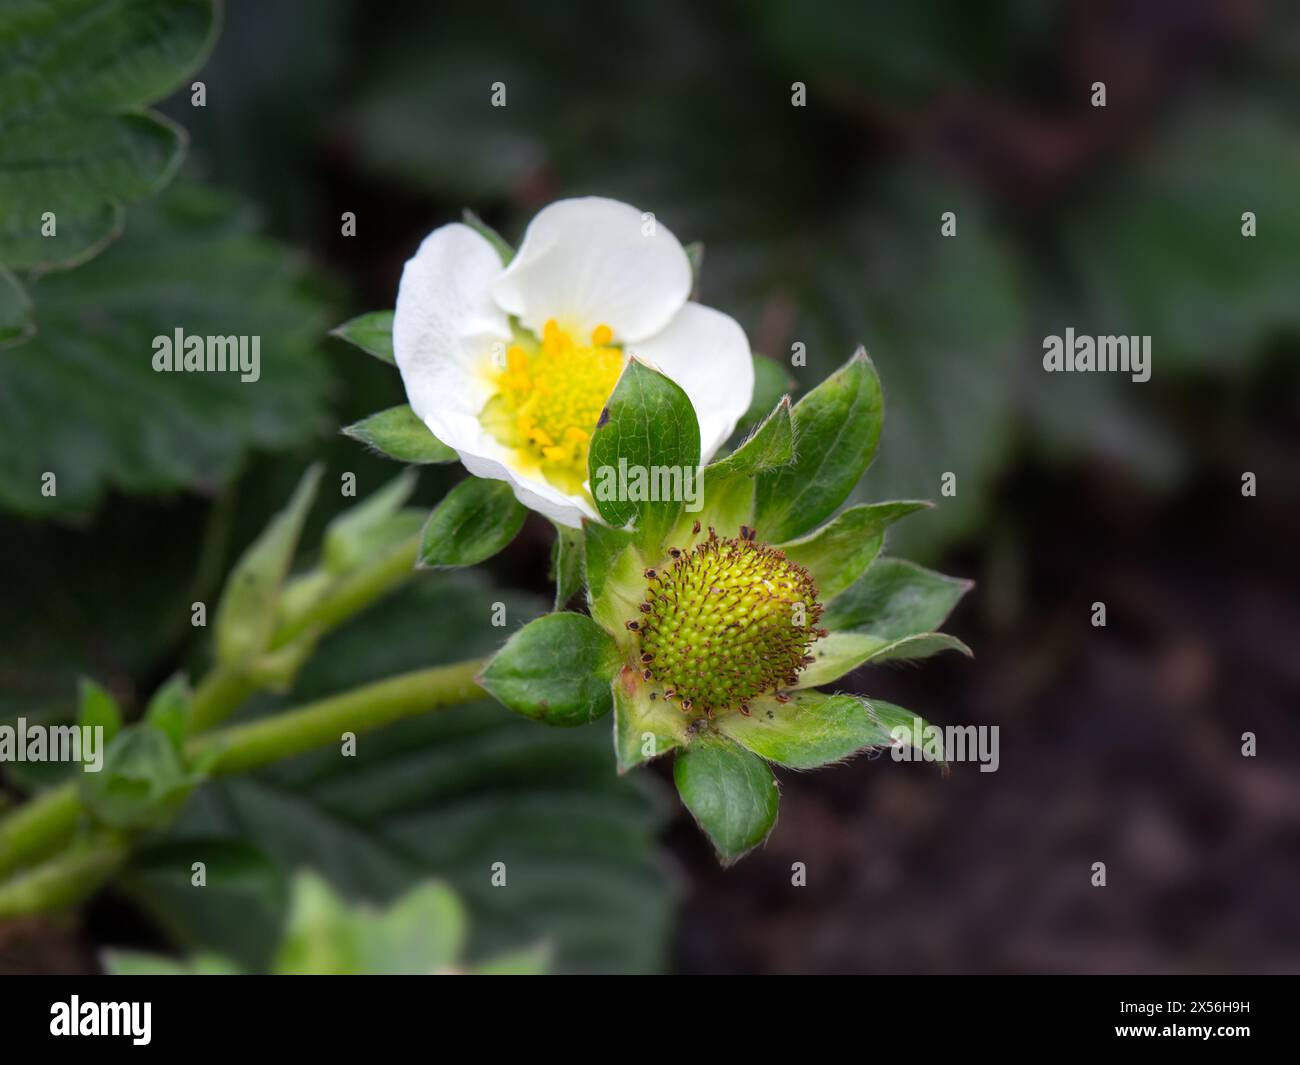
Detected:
[417,478,527,568]
[79,724,204,831]
[78,679,122,749]
[612,666,689,773]
[587,358,701,548]
[821,557,973,636]
[778,501,930,601]
[143,673,193,750]
[214,465,321,669]
[588,538,648,657]
[706,396,794,480]
[343,405,457,464]
[582,519,637,604]
[550,523,584,610]
[719,690,936,769]
[754,348,883,543]
[329,310,395,364]
[673,736,779,865]
[796,630,972,689]
[479,613,620,727]
[668,469,753,544]
[462,209,515,264]
[684,240,704,296]
[744,355,796,425]
[322,470,420,575]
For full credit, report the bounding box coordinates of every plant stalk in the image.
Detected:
[0,657,487,912]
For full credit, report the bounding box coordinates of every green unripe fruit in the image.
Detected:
[636,531,824,715]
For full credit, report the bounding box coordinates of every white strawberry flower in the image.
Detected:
[392,197,754,528]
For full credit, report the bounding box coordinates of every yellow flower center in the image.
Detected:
[479,319,624,495]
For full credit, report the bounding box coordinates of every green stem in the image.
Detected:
[187,535,422,736]
[189,666,256,734]
[0,782,81,881]
[0,657,488,914]
[270,535,420,651]
[190,659,486,777]
[0,834,127,920]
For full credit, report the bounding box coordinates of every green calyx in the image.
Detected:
[630,527,825,715]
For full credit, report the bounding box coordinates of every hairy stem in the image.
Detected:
[0,657,487,911]
[190,658,486,776]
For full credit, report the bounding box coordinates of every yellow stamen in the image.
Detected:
[479,320,624,496]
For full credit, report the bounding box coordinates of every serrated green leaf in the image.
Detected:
[0,0,219,273]
[0,202,121,274]
[480,613,620,726]
[329,310,395,363]
[821,557,972,637]
[0,0,218,119]
[719,690,915,769]
[587,358,701,545]
[343,404,458,464]
[754,348,883,543]
[214,465,321,668]
[0,180,333,515]
[778,501,930,601]
[417,477,526,568]
[673,737,779,865]
[0,113,184,249]
[796,630,971,689]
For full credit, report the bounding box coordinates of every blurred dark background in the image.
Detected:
[2,0,1297,973]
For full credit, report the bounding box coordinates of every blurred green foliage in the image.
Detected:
[121,574,672,974]
[3,0,1298,972]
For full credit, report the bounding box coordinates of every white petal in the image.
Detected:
[491,197,691,343]
[393,223,595,527]
[449,417,598,528]
[393,222,512,431]
[627,302,754,461]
